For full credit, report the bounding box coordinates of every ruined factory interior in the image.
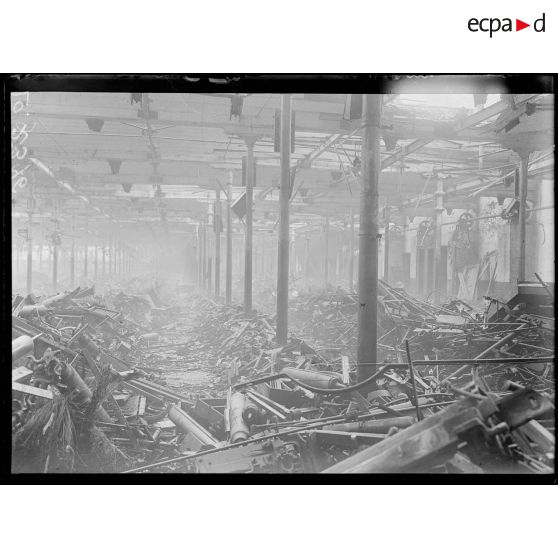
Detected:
[9,78,556,475]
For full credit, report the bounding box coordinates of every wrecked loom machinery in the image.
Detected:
[11,279,555,474]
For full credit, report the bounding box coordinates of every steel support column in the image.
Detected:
[215,186,221,298]
[324,216,330,290]
[276,94,292,345]
[244,140,255,313]
[304,233,310,287]
[357,94,382,383]
[108,236,112,276]
[348,209,355,292]
[84,242,88,279]
[26,210,33,295]
[226,171,233,304]
[102,238,106,277]
[196,221,203,288]
[52,244,58,293]
[383,205,391,283]
[201,219,207,290]
[94,242,98,281]
[434,179,444,303]
[70,228,75,288]
[117,241,122,275]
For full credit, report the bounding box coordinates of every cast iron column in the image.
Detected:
[244,139,255,313]
[197,222,202,288]
[215,186,221,298]
[26,207,33,295]
[94,241,98,281]
[52,246,58,292]
[70,225,75,288]
[324,216,330,291]
[357,94,382,383]
[434,180,444,303]
[84,241,88,279]
[202,218,208,290]
[276,94,291,344]
[226,171,233,304]
[304,233,310,287]
[383,205,391,283]
[102,237,106,277]
[348,209,355,292]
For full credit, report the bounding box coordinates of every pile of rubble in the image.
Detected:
[11,279,555,474]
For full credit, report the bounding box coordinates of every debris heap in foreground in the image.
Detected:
[11,280,555,474]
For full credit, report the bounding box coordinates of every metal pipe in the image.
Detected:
[229,391,250,443]
[324,416,415,434]
[12,335,37,361]
[361,356,554,366]
[18,304,48,317]
[276,94,292,345]
[168,404,218,447]
[244,139,255,313]
[357,94,382,383]
[281,367,344,389]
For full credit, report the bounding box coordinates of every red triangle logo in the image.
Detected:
[516,19,530,31]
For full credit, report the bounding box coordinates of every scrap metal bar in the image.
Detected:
[441,325,528,385]
[405,340,422,421]
[168,404,219,447]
